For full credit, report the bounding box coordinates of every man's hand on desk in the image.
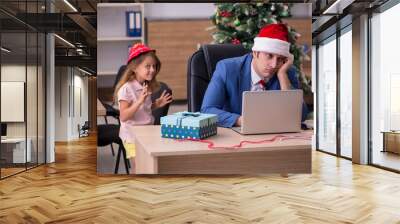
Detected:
[235,116,243,127]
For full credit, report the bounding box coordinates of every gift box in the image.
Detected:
[160,112,217,139]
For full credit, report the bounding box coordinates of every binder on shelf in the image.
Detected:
[126,11,142,37]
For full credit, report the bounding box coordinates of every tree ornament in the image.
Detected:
[231,38,241,44]
[234,19,241,26]
[220,11,232,17]
[270,4,275,11]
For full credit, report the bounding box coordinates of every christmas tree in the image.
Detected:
[210,3,311,94]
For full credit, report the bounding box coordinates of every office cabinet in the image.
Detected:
[97,3,145,92]
[382,131,400,154]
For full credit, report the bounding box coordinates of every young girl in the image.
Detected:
[114,43,172,170]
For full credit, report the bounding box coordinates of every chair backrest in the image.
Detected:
[101,100,120,118]
[113,65,127,90]
[97,124,121,146]
[151,82,172,125]
[187,44,250,112]
[82,121,90,130]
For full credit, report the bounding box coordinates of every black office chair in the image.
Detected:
[97,124,130,174]
[187,44,250,112]
[98,99,120,156]
[98,64,126,126]
[113,65,127,90]
[78,121,90,138]
[151,82,172,125]
[100,100,120,125]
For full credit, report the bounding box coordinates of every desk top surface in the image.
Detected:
[381,131,400,134]
[131,125,312,156]
[1,137,28,143]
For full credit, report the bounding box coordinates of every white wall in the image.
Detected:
[55,67,89,141]
[1,65,36,138]
[144,3,214,20]
[71,72,89,139]
[46,2,56,163]
[76,74,89,125]
[291,3,312,18]
[55,66,69,141]
[1,65,26,81]
[1,64,46,164]
[1,65,26,140]
[144,3,311,20]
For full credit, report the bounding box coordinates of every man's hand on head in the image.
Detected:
[277,54,293,77]
[277,54,294,90]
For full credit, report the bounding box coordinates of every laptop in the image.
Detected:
[232,90,303,135]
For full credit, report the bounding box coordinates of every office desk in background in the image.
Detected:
[132,126,312,174]
[1,138,32,164]
[382,131,400,154]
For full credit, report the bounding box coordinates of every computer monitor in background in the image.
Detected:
[1,123,7,138]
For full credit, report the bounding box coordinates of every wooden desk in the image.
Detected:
[97,99,106,116]
[132,126,312,174]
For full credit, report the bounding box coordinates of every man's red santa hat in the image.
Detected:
[252,23,291,58]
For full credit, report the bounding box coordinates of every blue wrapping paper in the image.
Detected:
[160,112,217,139]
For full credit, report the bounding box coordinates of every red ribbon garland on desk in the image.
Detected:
[175,134,312,150]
